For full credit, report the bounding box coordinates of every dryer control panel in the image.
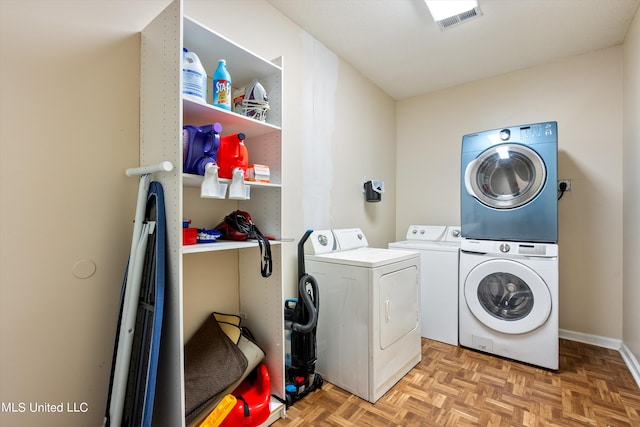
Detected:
[305,230,336,255]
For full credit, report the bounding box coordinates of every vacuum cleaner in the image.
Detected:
[283,230,323,407]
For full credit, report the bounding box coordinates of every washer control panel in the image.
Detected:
[461,239,558,258]
[405,225,461,243]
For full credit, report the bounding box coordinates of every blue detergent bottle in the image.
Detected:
[213,59,232,110]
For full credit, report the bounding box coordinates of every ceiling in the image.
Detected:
[265,0,640,100]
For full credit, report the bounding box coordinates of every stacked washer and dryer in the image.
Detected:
[301,122,560,406]
[459,121,560,370]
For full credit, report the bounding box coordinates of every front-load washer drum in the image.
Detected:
[463,258,551,334]
[464,143,546,209]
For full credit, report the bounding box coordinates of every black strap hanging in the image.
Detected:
[223,211,272,278]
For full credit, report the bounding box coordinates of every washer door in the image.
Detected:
[464,143,546,209]
[464,258,551,334]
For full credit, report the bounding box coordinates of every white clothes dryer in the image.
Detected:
[389,225,461,346]
[304,228,421,403]
[459,238,559,369]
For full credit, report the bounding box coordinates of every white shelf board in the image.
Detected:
[182,239,281,254]
[183,16,282,85]
[183,98,281,137]
[258,399,286,426]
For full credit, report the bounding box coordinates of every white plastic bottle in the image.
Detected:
[182,48,207,102]
[213,59,232,110]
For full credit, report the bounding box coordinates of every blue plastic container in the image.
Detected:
[213,59,232,110]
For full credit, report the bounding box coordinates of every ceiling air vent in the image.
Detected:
[437,6,482,30]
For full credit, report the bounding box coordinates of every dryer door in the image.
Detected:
[463,258,551,334]
[379,266,419,349]
[464,143,546,209]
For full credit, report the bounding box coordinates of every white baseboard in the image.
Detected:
[559,328,622,349]
[560,329,640,389]
[620,342,640,389]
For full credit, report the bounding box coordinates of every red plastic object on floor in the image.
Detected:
[219,363,271,427]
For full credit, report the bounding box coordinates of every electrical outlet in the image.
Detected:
[558,179,571,191]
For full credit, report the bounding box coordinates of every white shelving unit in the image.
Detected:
[139,1,285,425]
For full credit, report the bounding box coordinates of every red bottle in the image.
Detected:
[217,132,248,179]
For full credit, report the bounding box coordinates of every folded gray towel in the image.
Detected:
[184,313,248,424]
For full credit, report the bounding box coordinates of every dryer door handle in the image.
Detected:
[385,299,391,323]
[464,158,478,197]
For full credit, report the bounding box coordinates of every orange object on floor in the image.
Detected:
[198,394,237,427]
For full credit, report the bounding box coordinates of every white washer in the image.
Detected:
[304,228,421,403]
[389,225,461,346]
[459,238,559,369]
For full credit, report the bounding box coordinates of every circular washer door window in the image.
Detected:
[464,258,551,334]
[464,143,546,209]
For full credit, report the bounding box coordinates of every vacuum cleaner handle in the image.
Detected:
[288,273,319,333]
[297,229,313,281]
[285,229,319,333]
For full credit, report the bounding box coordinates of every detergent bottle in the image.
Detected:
[213,59,232,110]
[182,48,207,102]
[217,133,248,179]
[239,137,249,173]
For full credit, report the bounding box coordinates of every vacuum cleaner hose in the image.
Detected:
[288,273,319,334]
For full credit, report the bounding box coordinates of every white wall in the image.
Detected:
[184,0,396,278]
[623,8,640,366]
[396,47,625,340]
[0,0,396,426]
[1,0,638,426]
[0,1,169,426]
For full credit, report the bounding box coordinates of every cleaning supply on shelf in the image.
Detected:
[247,164,270,183]
[182,48,207,102]
[239,137,249,173]
[183,123,222,175]
[217,133,248,179]
[213,59,232,110]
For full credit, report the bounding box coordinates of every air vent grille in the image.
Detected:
[437,6,483,30]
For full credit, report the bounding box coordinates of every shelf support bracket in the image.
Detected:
[201,163,228,199]
[228,167,250,200]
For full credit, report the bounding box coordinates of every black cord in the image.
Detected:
[557,189,565,200]
[557,182,568,200]
[224,211,272,277]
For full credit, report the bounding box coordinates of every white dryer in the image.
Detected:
[389,225,461,346]
[459,239,559,369]
[304,228,421,403]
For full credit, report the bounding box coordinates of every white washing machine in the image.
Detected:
[459,238,559,369]
[389,225,461,346]
[304,228,421,403]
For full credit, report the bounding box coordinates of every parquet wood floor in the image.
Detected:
[273,338,640,426]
